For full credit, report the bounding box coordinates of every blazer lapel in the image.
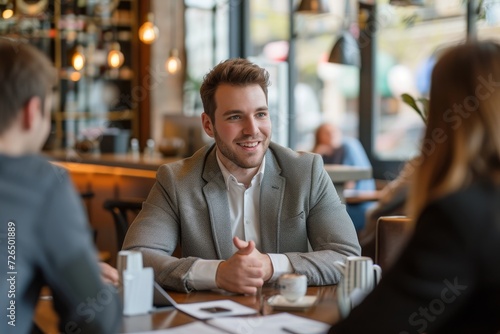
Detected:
[260,149,285,253]
[202,149,233,259]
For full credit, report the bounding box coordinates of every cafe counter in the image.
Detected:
[43,150,178,265]
[45,149,181,172]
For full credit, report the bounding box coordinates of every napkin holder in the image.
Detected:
[121,267,153,316]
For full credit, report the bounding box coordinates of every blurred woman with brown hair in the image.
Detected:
[330,41,500,333]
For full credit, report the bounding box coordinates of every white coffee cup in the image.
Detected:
[334,256,381,295]
[334,256,382,318]
[278,273,307,302]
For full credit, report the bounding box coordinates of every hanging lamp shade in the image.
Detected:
[164,0,182,74]
[328,31,360,67]
[296,0,329,14]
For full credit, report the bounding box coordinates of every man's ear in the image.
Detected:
[201,113,214,138]
[21,96,42,130]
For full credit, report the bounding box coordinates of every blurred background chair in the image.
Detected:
[103,197,184,259]
[375,216,413,272]
[80,190,95,221]
[103,198,145,251]
[80,190,111,263]
[358,159,414,258]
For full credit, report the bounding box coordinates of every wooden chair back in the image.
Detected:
[375,216,413,271]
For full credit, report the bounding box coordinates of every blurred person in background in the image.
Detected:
[313,123,376,231]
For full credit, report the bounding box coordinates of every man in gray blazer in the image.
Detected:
[123,58,360,294]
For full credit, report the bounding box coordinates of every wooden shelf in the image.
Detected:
[1,0,146,150]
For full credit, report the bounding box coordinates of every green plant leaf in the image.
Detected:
[417,97,429,121]
[401,93,418,109]
[401,93,427,123]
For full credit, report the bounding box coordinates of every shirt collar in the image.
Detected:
[216,150,265,190]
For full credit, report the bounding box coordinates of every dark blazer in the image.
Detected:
[123,142,361,292]
[330,182,500,333]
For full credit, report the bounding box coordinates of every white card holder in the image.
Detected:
[122,267,154,316]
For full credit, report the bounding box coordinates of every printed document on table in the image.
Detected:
[207,312,330,334]
[175,299,257,320]
[152,282,257,320]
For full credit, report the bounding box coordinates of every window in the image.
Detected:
[374,1,466,162]
[184,0,229,116]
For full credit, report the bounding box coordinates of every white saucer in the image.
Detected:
[267,295,318,311]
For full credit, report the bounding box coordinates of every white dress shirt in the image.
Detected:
[186,152,293,290]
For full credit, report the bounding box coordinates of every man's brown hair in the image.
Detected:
[0,38,56,135]
[199,58,270,122]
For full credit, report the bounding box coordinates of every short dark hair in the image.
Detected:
[199,58,270,122]
[0,38,56,135]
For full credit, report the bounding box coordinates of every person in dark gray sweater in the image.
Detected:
[0,38,121,333]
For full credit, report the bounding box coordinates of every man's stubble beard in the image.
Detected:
[213,127,269,169]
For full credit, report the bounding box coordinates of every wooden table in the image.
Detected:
[323,164,372,184]
[343,189,382,205]
[323,164,373,202]
[124,285,339,332]
[35,285,340,333]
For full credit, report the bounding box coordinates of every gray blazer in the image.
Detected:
[123,142,361,292]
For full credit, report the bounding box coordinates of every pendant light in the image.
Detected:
[328,30,360,67]
[1,1,13,19]
[108,41,124,69]
[328,0,360,67]
[165,0,181,75]
[166,49,181,74]
[139,12,159,44]
[71,45,85,71]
